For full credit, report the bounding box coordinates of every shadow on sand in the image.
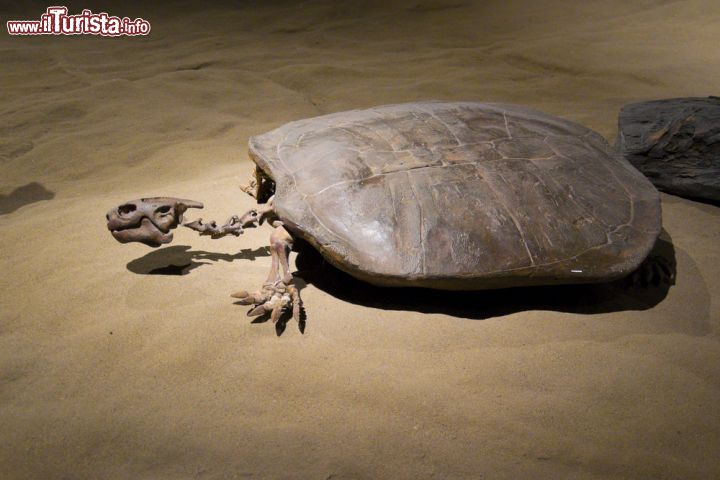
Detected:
[0,182,55,215]
[126,244,302,336]
[125,231,676,333]
[126,245,270,275]
[293,231,677,322]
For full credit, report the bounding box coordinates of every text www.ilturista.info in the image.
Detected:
[7,6,151,36]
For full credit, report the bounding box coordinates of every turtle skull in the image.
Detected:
[106,197,203,247]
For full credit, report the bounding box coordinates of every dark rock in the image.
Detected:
[617,97,720,202]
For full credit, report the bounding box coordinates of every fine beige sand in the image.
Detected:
[1,1,719,478]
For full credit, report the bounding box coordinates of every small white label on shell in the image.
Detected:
[570,269,583,273]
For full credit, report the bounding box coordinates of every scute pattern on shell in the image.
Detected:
[249,102,661,289]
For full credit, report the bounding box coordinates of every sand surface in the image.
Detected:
[1,1,719,478]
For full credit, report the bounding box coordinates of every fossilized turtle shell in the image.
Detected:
[249,102,661,289]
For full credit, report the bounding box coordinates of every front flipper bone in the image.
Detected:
[231,225,303,327]
[241,166,275,203]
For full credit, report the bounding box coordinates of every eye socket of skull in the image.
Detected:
[118,203,137,216]
[152,203,181,230]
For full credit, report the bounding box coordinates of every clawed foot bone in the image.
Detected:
[177,196,301,330]
[240,177,258,198]
[241,166,275,203]
[232,280,302,324]
[627,255,676,287]
[231,224,303,329]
